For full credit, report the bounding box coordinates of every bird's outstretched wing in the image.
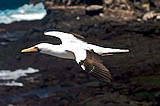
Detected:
[73,49,112,83]
[44,31,86,44]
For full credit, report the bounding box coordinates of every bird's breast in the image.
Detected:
[43,50,75,60]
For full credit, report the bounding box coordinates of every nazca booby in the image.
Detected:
[21,31,129,83]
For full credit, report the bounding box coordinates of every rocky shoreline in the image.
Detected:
[0,1,160,106]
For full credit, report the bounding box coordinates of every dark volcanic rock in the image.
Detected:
[43,0,104,6]
[151,0,160,9]
[1,1,160,105]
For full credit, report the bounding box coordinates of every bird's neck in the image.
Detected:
[41,44,63,54]
[40,44,75,59]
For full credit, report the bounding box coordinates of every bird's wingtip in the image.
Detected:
[44,30,61,36]
[44,31,50,35]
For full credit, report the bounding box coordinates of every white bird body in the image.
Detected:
[21,31,129,83]
[44,31,129,55]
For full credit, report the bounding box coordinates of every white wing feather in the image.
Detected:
[44,31,85,44]
[44,31,129,55]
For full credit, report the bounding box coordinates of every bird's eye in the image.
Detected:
[35,47,41,52]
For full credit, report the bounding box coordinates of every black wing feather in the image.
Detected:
[83,50,112,83]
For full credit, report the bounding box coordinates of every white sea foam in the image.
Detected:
[0,3,47,24]
[0,81,23,87]
[0,67,39,86]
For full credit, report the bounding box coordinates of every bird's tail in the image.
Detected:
[103,48,129,53]
[101,48,129,56]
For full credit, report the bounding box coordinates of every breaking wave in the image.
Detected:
[0,3,47,24]
[0,67,39,86]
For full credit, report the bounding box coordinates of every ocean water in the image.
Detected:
[0,0,29,10]
[0,2,47,24]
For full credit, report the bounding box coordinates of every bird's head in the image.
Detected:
[21,43,50,53]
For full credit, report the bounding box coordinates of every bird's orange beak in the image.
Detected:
[21,47,39,53]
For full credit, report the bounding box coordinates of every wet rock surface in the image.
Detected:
[0,3,160,106]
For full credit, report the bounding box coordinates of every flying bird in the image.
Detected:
[21,31,129,83]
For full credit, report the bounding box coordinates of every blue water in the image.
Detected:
[0,2,47,24]
[0,0,29,10]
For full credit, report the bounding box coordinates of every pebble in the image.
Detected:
[86,5,104,16]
